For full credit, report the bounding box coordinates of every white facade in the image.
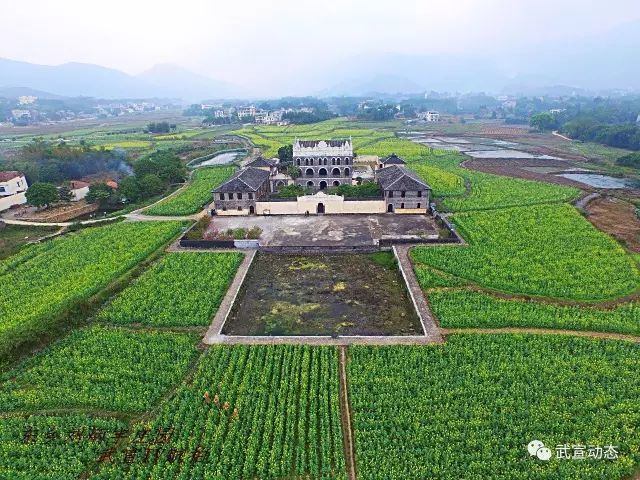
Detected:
[417,111,440,122]
[0,173,28,197]
[255,192,386,215]
[293,139,353,157]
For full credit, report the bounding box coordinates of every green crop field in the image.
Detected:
[349,335,640,480]
[98,252,243,327]
[411,204,639,301]
[428,289,640,335]
[144,166,235,216]
[0,414,128,480]
[92,345,346,480]
[0,221,185,362]
[0,326,198,413]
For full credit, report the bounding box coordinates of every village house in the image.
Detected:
[0,171,28,197]
[211,142,431,216]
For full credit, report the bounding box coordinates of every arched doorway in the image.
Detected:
[307,181,314,188]
[317,203,325,214]
[319,168,327,177]
[306,168,314,176]
[249,205,255,215]
[332,168,340,176]
[333,180,340,187]
[387,204,394,213]
[319,180,328,190]
[344,168,350,177]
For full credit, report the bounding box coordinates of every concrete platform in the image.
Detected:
[207,214,438,247]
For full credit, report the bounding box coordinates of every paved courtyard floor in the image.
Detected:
[207,214,438,247]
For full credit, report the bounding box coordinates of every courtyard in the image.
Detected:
[207,213,439,247]
[222,252,423,336]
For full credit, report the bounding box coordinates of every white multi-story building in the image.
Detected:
[417,111,440,122]
[293,138,353,191]
[237,105,257,118]
[0,171,28,197]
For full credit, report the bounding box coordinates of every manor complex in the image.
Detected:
[212,139,431,215]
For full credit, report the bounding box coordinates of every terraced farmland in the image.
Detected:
[98,252,243,327]
[349,335,640,480]
[92,345,346,480]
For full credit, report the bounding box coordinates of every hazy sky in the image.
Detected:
[2,0,640,93]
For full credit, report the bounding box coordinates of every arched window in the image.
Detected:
[305,159,309,166]
[344,168,350,177]
[333,180,340,187]
[323,157,328,165]
[296,159,301,166]
[319,180,327,190]
[307,181,314,187]
[306,168,314,176]
[336,158,341,166]
[332,168,340,176]
[331,157,336,165]
[344,157,350,165]
[319,168,327,177]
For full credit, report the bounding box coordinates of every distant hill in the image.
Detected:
[0,86,66,99]
[137,64,241,101]
[0,58,238,101]
[321,74,424,96]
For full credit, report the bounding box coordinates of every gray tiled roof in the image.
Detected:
[376,165,431,191]
[246,156,275,168]
[380,153,406,165]
[213,167,270,193]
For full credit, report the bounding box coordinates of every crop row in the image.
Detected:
[428,288,640,335]
[98,252,243,327]
[411,204,639,301]
[349,334,640,480]
[144,166,234,216]
[92,345,346,480]
[0,414,127,480]
[0,326,199,413]
[0,221,185,361]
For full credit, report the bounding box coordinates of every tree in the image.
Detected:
[86,183,116,206]
[58,186,73,202]
[287,166,301,179]
[278,145,293,163]
[25,182,59,208]
[138,174,164,197]
[118,176,142,203]
[530,112,556,132]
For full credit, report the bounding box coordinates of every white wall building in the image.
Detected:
[0,171,28,197]
[417,111,440,122]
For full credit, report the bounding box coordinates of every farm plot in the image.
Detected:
[91,345,347,480]
[411,204,639,301]
[0,414,128,480]
[98,252,243,327]
[349,335,640,480]
[0,221,185,361]
[223,253,422,336]
[0,326,199,413]
[144,166,234,216]
[429,289,640,335]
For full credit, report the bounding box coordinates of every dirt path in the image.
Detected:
[338,346,357,480]
[393,245,443,342]
[442,327,640,343]
[202,250,256,344]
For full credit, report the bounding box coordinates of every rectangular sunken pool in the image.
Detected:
[223,252,422,336]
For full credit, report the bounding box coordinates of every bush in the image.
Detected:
[247,226,262,239]
[617,152,640,169]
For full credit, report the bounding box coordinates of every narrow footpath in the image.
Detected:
[338,346,357,480]
[393,245,444,342]
[203,250,256,344]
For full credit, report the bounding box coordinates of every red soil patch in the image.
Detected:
[586,196,640,253]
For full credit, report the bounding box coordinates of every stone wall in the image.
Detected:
[384,190,430,212]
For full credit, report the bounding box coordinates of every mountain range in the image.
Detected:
[0,57,241,101]
[1,20,639,100]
